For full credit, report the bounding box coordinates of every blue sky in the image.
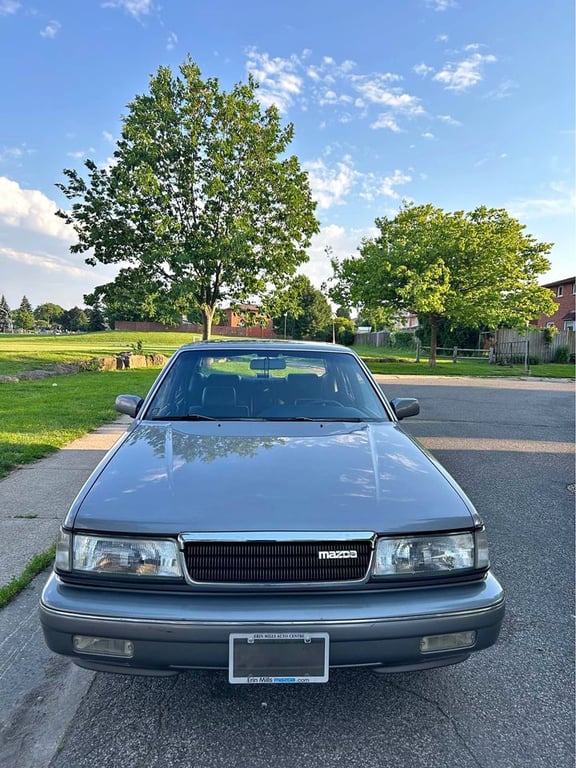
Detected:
[0,0,573,310]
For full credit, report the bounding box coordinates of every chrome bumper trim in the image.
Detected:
[40,598,504,627]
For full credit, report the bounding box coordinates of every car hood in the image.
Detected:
[72,421,475,534]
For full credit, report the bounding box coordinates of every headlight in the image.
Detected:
[72,535,183,578]
[373,532,488,577]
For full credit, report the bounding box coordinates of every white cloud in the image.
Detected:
[433,52,497,92]
[437,114,461,126]
[304,156,358,209]
[102,131,114,143]
[426,0,458,10]
[66,147,96,159]
[40,20,61,38]
[0,0,19,15]
[435,34,449,42]
[0,246,89,279]
[166,31,177,51]
[0,177,73,241]
[360,169,412,201]
[0,144,34,162]
[370,113,402,132]
[421,132,435,139]
[101,0,154,19]
[246,49,303,113]
[507,183,576,220]
[413,63,434,77]
[0,245,123,307]
[483,79,517,100]
[351,75,424,115]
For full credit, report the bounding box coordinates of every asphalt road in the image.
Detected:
[1,376,574,768]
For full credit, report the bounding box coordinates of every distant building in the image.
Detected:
[531,277,576,331]
[393,311,419,331]
[224,304,273,332]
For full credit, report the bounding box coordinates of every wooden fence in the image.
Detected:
[495,328,575,363]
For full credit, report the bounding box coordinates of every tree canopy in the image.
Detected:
[57,58,319,339]
[329,203,557,365]
[34,303,65,325]
[266,274,332,340]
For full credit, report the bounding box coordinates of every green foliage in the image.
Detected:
[128,338,145,352]
[391,331,417,349]
[268,275,331,339]
[34,303,65,325]
[61,306,89,331]
[19,295,33,314]
[553,345,571,363]
[86,302,107,331]
[319,316,356,345]
[13,295,35,330]
[416,316,483,350]
[58,58,319,340]
[542,326,558,346]
[329,202,556,366]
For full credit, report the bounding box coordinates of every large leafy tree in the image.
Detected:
[57,58,319,340]
[34,303,65,326]
[329,203,556,366]
[267,275,332,340]
[84,268,187,326]
[61,307,89,332]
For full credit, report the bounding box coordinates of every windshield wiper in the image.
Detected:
[150,414,217,421]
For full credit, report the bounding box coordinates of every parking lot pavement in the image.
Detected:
[0,417,131,588]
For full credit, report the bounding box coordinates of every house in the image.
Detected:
[224,304,273,332]
[532,276,576,331]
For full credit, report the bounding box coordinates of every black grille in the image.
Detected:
[184,540,373,583]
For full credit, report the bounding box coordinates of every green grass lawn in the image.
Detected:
[0,330,198,374]
[0,367,160,478]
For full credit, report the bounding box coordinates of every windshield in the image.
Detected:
[144,348,390,422]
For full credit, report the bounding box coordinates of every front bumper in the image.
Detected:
[39,572,505,676]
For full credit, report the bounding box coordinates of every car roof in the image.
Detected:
[175,340,356,354]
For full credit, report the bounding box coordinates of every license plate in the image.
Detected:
[229,632,329,684]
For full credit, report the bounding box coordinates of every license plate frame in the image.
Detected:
[228,632,330,684]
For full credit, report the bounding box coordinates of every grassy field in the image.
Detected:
[0,367,160,478]
[0,330,198,375]
[0,331,573,478]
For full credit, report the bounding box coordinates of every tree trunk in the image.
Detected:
[428,315,438,368]
[201,305,215,341]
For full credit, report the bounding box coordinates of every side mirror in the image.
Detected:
[115,394,144,418]
[390,397,420,421]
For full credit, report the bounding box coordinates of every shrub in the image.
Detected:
[553,346,571,364]
[542,326,558,346]
[391,331,417,349]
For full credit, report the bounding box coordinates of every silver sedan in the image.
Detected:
[40,341,504,684]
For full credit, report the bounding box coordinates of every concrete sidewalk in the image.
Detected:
[0,417,130,588]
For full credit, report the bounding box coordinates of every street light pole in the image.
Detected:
[283,312,288,340]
